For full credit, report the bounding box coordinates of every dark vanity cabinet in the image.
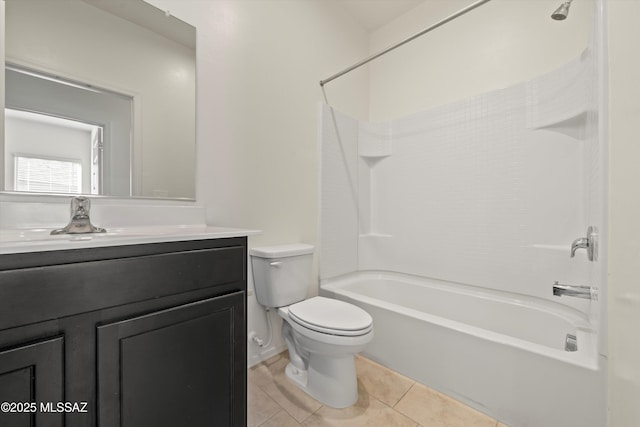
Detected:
[0,237,248,427]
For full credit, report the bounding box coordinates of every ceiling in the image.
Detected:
[85,0,195,49]
[337,0,426,32]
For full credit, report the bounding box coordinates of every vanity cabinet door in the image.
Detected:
[97,291,246,427]
[0,335,65,427]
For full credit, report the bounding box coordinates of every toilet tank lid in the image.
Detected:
[250,243,314,258]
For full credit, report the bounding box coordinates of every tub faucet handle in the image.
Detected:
[570,237,588,256]
[570,226,598,261]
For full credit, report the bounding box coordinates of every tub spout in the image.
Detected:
[50,196,106,235]
[552,281,598,300]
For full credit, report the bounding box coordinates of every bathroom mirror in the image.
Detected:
[2,0,196,199]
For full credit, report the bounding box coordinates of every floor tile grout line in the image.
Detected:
[249,358,327,426]
[389,382,432,427]
[300,402,325,425]
[392,381,417,409]
[249,379,278,408]
[248,376,297,426]
[357,356,417,409]
[274,397,311,425]
[333,387,421,427]
[259,388,306,427]
[254,408,282,427]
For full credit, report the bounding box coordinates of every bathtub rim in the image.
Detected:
[320,270,599,371]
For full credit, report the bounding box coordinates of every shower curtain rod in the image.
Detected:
[319,0,493,87]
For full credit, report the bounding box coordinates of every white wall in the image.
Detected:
[145,0,370,365]
[369,0,594,122]
[607,1,640,426]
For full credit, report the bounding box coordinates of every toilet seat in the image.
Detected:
[287,297,373,337]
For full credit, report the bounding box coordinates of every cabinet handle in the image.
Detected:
[269,262,282,268]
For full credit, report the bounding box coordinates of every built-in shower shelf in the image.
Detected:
[358,121,392,158]
[530,109,593,140]
[531,244,570,252]
[360,154,391,162]
[359,233,392,239]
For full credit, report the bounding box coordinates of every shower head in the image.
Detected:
[551,0,573,20]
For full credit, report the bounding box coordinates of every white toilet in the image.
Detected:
[250,243,373,408]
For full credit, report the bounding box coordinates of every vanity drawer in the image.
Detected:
[0,243,246,331]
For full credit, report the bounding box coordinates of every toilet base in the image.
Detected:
[285,362,308,389]
[284,353,358,409]
[278,305,372,409]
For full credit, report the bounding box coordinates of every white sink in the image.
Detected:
[0,225,259,254]
[1,227,175,243]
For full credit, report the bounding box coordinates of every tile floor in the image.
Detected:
[248,351,510,427]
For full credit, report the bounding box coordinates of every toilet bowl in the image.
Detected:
[250,244,374,408]
[278,296,373,408]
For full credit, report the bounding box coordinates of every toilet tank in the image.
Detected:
[249,244,314,308]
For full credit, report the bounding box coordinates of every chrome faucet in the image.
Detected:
[552,281,598,300]
[570,226,598,261]
[570,237,589,257]
[50,196,106,235]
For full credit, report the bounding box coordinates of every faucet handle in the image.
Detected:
[570,237,588,257]
[50,196,106,235]
[570,226,598,261]
[71,196,91,218]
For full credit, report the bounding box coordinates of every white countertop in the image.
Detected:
[0,225,260,255]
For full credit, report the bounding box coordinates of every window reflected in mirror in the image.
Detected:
[5,66,132,196]
[7,108,105,195]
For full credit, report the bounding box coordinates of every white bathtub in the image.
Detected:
[320,271,606,427]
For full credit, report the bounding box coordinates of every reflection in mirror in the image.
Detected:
[3,0,196,199]
[6,65,133,196]
[8,109,104,195]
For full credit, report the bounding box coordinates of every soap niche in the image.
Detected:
[357,121,392,238]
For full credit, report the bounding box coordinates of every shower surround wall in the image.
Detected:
[320,37,606,426]
[322,49,600,314]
